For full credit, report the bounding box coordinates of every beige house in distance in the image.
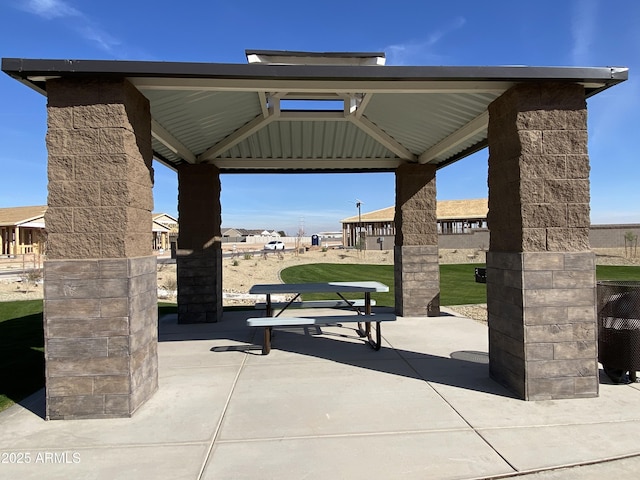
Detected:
[0,206,175,255]
[0,205,47,255]
[342,198,488,247]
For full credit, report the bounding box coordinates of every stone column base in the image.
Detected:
[394,245,440,317]
[487,251,598,400]
[177,248,222,323]
[44,256,158,420]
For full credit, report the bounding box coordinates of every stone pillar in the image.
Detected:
[176,164,222,323]
[394,163,440,316]
[44,78,158,419]
[487,83,597,400]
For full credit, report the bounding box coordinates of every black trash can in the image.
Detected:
[597,281,640,383]
[311,234,319,246]
[474,267,486,283]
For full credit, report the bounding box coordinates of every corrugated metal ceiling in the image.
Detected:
[5,58,621,173]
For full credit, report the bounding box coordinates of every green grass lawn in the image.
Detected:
[0,300,44,412]
[1,263,639,413]
[281,263,640,307]
[280,263,487,306]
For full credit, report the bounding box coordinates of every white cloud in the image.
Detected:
[76,25,120,55]
[23,0,80,20]
[384,16,466,66]
[18,0,122,55]
[570,0,599,65]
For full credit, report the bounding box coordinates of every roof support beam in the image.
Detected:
[132,77,514,94]
[151,120,197,163]
[419,111,489,164]
[211,157,404,170]
[346,115,415,161]
[257,91,269,117]
[355,93,372,119]
[199,103,281,161]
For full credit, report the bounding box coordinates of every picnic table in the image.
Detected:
[247,281,396,355]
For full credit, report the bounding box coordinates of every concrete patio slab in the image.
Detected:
[2,308,640,479]
[478,421,640,471]
[0,444,208,480]
[204,430,514,480]
[218,359,469,440]
[0,365,240,449]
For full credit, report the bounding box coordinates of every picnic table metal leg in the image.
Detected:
[262,327,272,355]
[368,322,382,350]
[356,292,373,337]
[266,294,273,318]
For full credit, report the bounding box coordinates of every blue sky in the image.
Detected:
[1,0,639,235]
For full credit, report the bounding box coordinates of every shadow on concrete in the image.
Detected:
[158,311,517,399]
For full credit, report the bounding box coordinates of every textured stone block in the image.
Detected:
[566,155,590,178]
[526,378,576,400]
[574,376,599,396]
[520,154,566,179]
[552,270,594,289]
[525,343,554,361]
[542,130,588,155]
[522,271,553,289]
[107,337,130,357]
[94,376,130,394]
[553,341,596,360]
[564,252,595,270]
[46,298,100,319]
[104,395,131,415]
[526,324,575,343]
[48,395,104,419]
[46,317,130,338]
[73,103,129,129]
[47,107,74,129]
[100,298,129,317]
[44,260,99,281]
[46,128,101,156]
[100,259,129,278]
[527,358,594,378]
[523,306,569,326]
[47,377,94,397]
[48,181,101,208]
[47,357,129,377]
[46,338,108,359]
[546,228,590,251]
[525,287,594,308]
[47,155,75,182]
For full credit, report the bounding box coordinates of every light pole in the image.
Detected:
[356,199,362,250]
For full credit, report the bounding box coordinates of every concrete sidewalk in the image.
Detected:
[2,309,640,479]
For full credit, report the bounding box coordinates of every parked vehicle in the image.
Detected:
[264,240,285,250]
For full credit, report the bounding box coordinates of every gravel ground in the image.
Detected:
[2,247,638,323]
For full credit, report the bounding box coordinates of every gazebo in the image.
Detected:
[1,51,628,419]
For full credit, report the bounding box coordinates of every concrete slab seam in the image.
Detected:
[385,332,519,474]
[197,348,250,480]
[466,451,640,480]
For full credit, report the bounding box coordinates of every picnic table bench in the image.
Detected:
[247,281,395,355]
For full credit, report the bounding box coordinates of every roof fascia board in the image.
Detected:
[2,58,628,83]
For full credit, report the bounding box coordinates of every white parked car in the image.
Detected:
[264,240,285,250]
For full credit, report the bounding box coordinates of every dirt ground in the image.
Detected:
[2,247,639,323]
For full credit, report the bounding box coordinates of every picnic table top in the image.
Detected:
[248,281,389,295]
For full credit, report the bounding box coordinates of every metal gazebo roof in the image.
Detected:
[1,53,628,174]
